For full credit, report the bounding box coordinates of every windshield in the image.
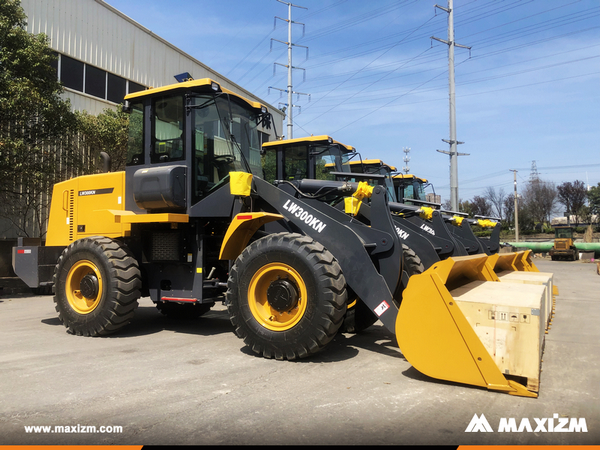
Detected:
[395,177,429,205]
[314,144,352,180]
[413,180,426,201]
[556,228,573,239]
[262,143,353,184]
[191,94,261,200]
[353,164,397,202]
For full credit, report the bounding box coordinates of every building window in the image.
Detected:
[259,131,270,147]
[61,55,84,92]
[107,73,127,103]
[128,81,145,94]
[56,53,144,103]
[85,65,106,98]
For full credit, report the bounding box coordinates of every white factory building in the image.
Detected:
[0,0,283,244]
[19,0,283,129]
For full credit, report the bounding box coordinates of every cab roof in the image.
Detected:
[349,159,397,172]
[262,135,355,152]
[392,174,428,183]
[124,78,268,112]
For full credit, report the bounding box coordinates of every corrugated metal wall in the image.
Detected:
[0,0,283,240]
[20,0,283,129]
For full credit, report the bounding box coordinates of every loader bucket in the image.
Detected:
[519,249,540,272]
[396,254,546,397]
[487,250,539,273]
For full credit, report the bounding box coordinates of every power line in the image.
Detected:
[300,16,437,125]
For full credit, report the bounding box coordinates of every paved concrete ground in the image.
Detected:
[0,259,598,445]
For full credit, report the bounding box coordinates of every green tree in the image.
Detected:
[0,0,78,237]
[521,180,557,226]
[557,180,587,226]
[588,182,600,225]
[442,198,473,215]
[483,186,506,221]
[76,107,130,172]
[469,195,492,217]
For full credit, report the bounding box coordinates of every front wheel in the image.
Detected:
[53,237,141,336]
[340,244,424,333]
[227,233,347,360]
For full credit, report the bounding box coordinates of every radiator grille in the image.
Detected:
[69,189,75,241]
[151,232,180,261]
[555,241,568,250]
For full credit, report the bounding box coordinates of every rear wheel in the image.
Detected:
[227,233,346,360]
[53,237,141,336]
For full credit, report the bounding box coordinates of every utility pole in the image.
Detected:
[433,0,471,212]
[269,0,309,140]
[510,169,519,242]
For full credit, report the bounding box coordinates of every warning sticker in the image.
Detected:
[374,301,390,317]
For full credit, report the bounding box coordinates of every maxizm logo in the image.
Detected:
[465,414,588,433]
[282,200,327,233]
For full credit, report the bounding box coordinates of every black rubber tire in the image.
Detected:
[339,289,378,334]
[53,236,141,336]
[401,244,425,283]
[156,301,213,319]
[33,285,53,296]
[340,244,424,333]
[226,232,347,360]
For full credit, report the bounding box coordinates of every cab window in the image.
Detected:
[151,95,184,163]
[283,144,308,181]
[126,102,144,165]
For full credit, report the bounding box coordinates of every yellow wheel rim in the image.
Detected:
[248,262,307,331]
[65,260,103,314]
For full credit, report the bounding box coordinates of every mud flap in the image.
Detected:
[396,254,543,397]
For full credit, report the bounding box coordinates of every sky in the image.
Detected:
[104,0,600,208]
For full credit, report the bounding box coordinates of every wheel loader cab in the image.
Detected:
[348,159,397,202]
[261,135,355,184]
[393,174,430,205]
[125,79,268,213]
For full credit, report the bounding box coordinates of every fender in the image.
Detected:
[219,212,284,260]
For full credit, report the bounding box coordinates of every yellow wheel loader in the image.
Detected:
[266,140,502,263]
[259,137,547,339]
[12,79,555,397]
[549,225,578,261]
